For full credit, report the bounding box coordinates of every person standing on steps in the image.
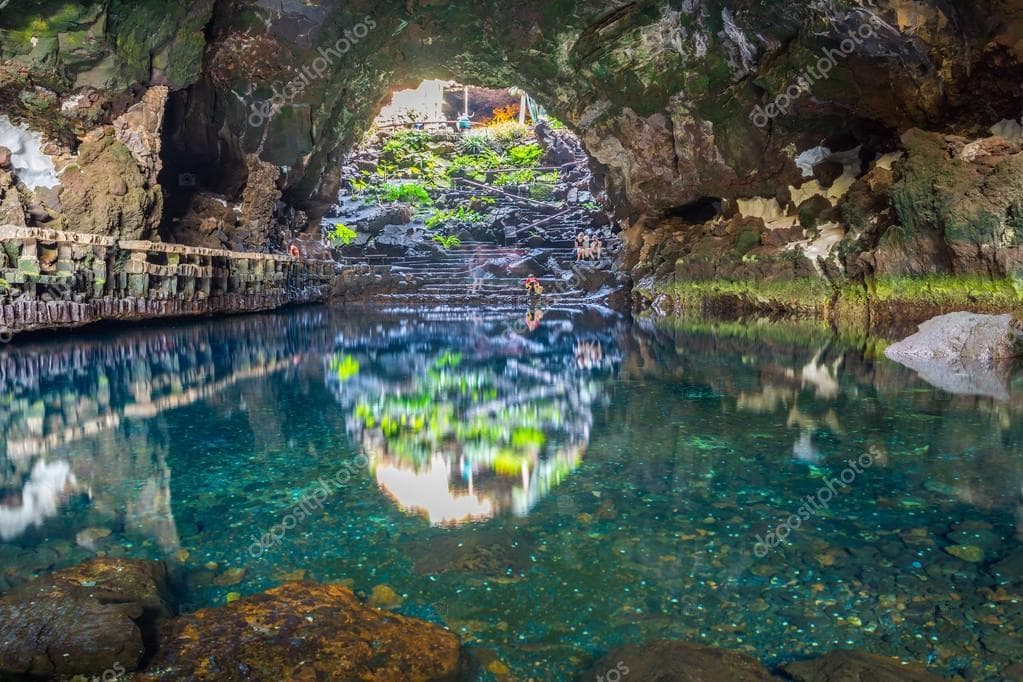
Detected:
[524,275,543,300]
[575,232,587,261]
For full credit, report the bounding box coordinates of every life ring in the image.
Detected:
[288,244,301,259]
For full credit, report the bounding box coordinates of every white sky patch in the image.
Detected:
[0,115,59,190]
[795,145,831,177]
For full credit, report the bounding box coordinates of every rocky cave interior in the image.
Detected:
[0,0,1021,321]
[2,0,1023,680]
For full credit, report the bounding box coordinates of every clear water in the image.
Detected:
[1,308,1021,679]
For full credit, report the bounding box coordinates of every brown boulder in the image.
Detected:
[0,146,11,169]
[781,650,946,681]
[140,581,463,681]
[0,558,172,677]
[583,640,777,681]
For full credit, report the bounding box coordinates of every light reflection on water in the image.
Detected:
[0,309,1021,680]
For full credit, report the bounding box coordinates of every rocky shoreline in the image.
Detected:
[0,557,962,681]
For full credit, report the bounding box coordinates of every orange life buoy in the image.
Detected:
[288,244,301,259]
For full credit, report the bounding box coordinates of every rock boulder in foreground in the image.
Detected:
[0,558,172,677]
[782,649,946,681]
[583,640,777,681]
[138,581,464,681]
[885,312,1023,367]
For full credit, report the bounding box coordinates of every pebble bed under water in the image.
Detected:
[0,308,1020,679]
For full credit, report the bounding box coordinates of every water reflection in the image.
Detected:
[0,313,334,549]
[325,313,621,524]
[0,310,1022,678]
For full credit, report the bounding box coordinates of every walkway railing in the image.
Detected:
[0,225,337,335]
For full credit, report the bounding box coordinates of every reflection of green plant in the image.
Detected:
[331,354,360,382]
[327,223,358,247]
[432,234,463,249]
[434,351,462,368]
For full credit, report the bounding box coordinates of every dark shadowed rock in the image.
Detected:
[781,650,946,681]
[0,558,172,677]
[583,640,777,681]
[139,581,463,681]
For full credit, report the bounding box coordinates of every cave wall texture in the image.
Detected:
[1,0,1023,297]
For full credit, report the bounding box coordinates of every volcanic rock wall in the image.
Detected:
[2,1,1023,310]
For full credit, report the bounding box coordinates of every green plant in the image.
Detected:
[447,149,504,181]
[380,182,432,206]
[458,131,494,155]
[494,169,536,186]
[382,129,433,156]
[507,143,543,168]
[546,117,566,130]
[432,234,463,249]
[327,223,358,247]
[487,121,530,147]
[427,205,485,229]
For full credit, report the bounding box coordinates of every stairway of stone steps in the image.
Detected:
[336,237,617,309]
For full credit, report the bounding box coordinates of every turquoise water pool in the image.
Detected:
[0,308,1020,679]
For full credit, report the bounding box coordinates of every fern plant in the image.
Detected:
[327,223,358,247]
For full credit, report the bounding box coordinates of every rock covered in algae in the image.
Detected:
[0,558,172,677]
[139,581,463,681]
[583,640,776,681]
[782,649,946,681]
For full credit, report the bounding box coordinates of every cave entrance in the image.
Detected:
[323,80,619,309]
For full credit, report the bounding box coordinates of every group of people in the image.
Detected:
[575,232,604,261]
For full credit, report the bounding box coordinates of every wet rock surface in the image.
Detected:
[583,640,777,681]
[0,558,172,677]
[140,581,464,681]
[781,649,947,681]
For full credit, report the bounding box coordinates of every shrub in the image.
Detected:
[327,223,357,247]
[382,129,433,156]
[426,205,485,229]
[380,182,432,206]
[507,143,543,167]
[458,130,494,155]
[432,234,463,249]
[487,122,530,147]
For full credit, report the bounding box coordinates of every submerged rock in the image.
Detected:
[583,640,776,681]
[0,558,172,677]
[140,581,463,681]
[781,650,946,681]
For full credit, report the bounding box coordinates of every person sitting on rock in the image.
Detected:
[524,275,543,297]
[575,233,587,261]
